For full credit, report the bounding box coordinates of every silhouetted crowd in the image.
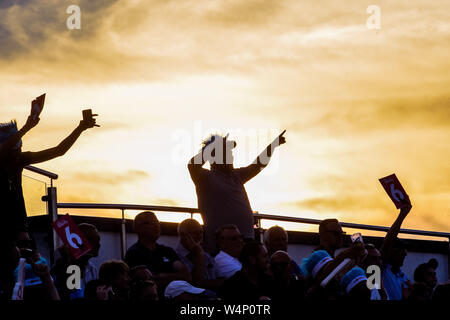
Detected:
[1,211,449,301]
[1,102,449,302]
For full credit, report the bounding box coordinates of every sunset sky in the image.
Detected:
[1,0,449,236]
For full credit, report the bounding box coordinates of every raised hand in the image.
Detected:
[23,115,40,131]
[399,196,412,217]
[271,129,286,148]
[79,112,100,130]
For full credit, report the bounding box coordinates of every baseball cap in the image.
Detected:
[340,267,368,293]
[164,281,205,299]
[300,250,333,278]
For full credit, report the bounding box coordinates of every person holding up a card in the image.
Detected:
[379,188,413,300]
[0,95,99,241]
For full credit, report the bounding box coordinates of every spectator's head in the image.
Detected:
[78,223,101,258]
[202,134,236,169]
[164,280,206,301]
[414,258,438,290]
[340,267,370,301]
[99,260,131,295]
[362,243,382,269]
[264,226,288,257]
[240,240,269,274]
[178,219,204,247]
[318,219,345,252]
[389,238,407,269]
[216,224,243,258]
[270,250,292,280]
[134,211,160,242]
[0,120,22,155]
[130,280,159,301]
[130,265,153,283]
[301,250,333,280]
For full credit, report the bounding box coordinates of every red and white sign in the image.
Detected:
[52,214,92,259]
[379,174,409,209]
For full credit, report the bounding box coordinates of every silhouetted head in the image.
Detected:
[414,258,438,290]
[78,223,101,258]
[134,211,160,242]
[319,219,345,252]
[130,265,153,283]
[264,225,288,257]
[270,250,292,280]
[0,120,22,157]
[388,238,407,270]
[215,224,243,258]
[99,260,131,293]
[240,240,269,274]
[202,134,236,171]
[178,218,204,246]
[362,243,382,269]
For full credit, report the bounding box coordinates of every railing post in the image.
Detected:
[120,209,127,260]
[43,186,59,265]
[254,212,263,244]
[448,237,450,280]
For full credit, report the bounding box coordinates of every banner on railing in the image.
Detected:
[52,214,92,259]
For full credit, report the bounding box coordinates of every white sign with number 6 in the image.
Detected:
[65,226,83,249]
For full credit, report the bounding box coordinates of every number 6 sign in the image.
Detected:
[379,174,409,209]
[52,214,92,259]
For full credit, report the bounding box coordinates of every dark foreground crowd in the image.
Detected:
[1,210,449,301]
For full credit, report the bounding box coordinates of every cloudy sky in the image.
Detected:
[1,0,449,235]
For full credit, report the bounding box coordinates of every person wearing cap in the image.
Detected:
[164,280,216,300]
[188,131,286,253]
[380,199,413,300]
[0,104,98,240]
[409,258,438,300]
[340,267,370,301]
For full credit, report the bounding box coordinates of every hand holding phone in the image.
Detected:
[351,233,363,244]
[31,94,46,120]
[80,109,100,130]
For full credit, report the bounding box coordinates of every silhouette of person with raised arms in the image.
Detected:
[188,130,286,254]
[0,97,98,240]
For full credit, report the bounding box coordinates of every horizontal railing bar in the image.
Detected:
[24,166,58,180]
[57,202,200,213]
[57,202,450,239]
[254,213,450,238]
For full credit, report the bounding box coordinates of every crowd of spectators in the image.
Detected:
[2,209,449,302]
[1,107,449,302]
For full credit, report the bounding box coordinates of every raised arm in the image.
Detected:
[188,145,209,183]
[0,116,39,159]
[380,199,412,260]
[20,116,98,166]
[236,130,286,183]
